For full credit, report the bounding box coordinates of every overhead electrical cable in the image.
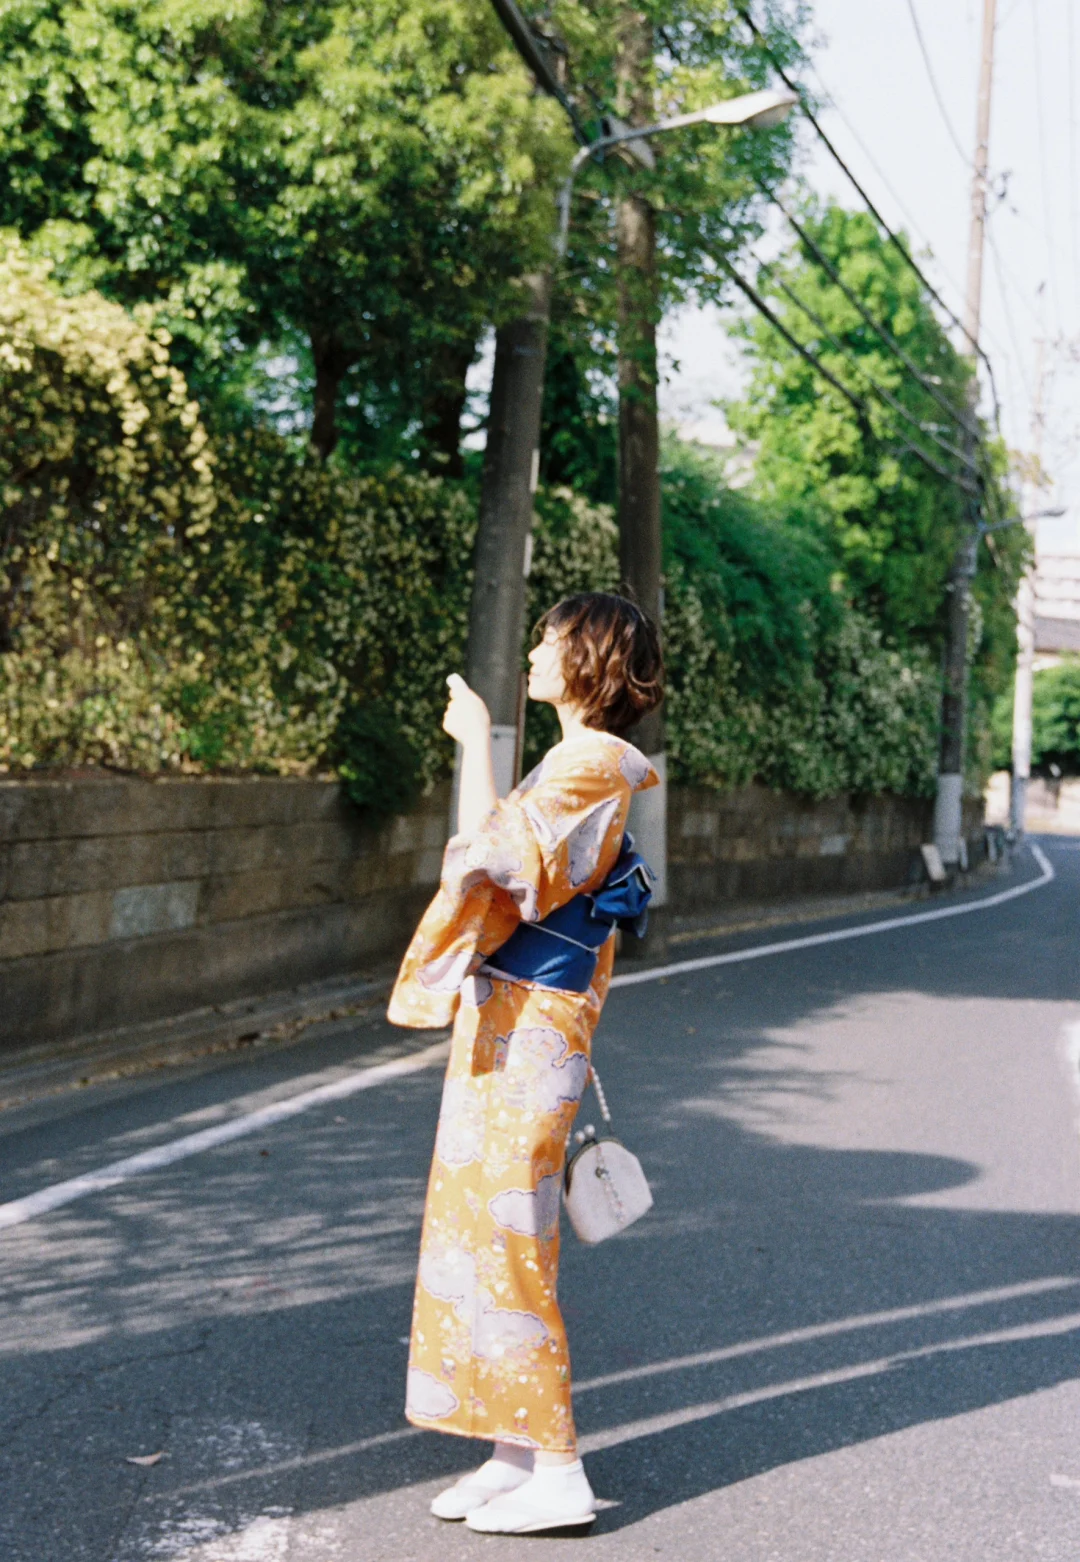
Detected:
[902,0,976,169]
[798,57,1022,386]
[807,59,970,302]
[1030,0,1062,326]
[712,252,980,493]
[764,270,979,472]
[986,225,1042,326]
[735,3,1003,428]
[987,229,1036,407]
[760,181,980,444]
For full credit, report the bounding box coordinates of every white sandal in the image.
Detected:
[464,1462,596,1534]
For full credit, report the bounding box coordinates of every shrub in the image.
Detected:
[0,251,944,804]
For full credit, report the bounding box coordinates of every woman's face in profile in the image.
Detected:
[528,627,568,706]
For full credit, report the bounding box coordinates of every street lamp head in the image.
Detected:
[701,88,799,130]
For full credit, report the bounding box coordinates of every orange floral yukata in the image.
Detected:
[388,730,658,1452]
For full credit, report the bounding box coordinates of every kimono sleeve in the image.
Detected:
[458,745,629,924]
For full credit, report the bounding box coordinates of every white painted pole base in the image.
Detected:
[628,751,668,908]
[933,771,964,866]
[1009,772,1028,836]
[449,724,518,834]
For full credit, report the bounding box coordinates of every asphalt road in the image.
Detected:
[2,839,1080,1562]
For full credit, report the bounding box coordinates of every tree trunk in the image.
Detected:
[465,272,552,794]
[309,333,354,461]
[419,340,476,478]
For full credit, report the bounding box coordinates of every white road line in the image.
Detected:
[578,1307,1080,1455]
[156,1287,1080,1496]
[0,844,1058,1233]
[610,842,1056,988]
[573,1276,1079,1394]
[0,1038,450,1232]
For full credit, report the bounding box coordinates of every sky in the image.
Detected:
[661,0,1080,553]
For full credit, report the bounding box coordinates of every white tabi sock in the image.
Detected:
[429,1445,533,1521]
[464,1456,596,1533]
[491,1441,534,1473]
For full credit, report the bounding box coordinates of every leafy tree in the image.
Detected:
[539,0,807,493]
[723,201,1026,778]
[0,233,215,648]
[661,437,839,693]
[0,0,809,471]
[992,659,1080,776]
[0,0,573,463]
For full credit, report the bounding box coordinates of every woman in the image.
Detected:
[388,591,664,1535]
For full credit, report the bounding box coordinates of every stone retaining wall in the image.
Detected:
[0,776,448,1052]
[668,785,982,908]
[0,775,982,1053]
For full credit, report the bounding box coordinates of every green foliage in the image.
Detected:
[0,233,215,768]
[1,231,945,807]
[523,447,941,797]
[659,442,940,797]
[724,201,1026,785]
[0,0,574,461]
[662,439,840,693]
[0,0,809,470]
[0,242,477,783]
[337,702,424,819]
[992,659,1080,776]
[539,1,807,494]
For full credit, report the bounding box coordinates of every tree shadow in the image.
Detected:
[1,841,1079,1556]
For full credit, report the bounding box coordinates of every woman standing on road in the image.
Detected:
[388,592,663,1535]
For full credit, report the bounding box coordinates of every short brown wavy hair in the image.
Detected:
[533,592,664,738]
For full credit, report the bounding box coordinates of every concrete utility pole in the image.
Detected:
[1010,337,1047,834]
[933,0,997,867]
[466,273,551,795]
[614,7,668,907]
[462,1,586,801]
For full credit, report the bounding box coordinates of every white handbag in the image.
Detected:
[563,1065,654,1244]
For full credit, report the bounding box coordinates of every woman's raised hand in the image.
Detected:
[442,674,492,748]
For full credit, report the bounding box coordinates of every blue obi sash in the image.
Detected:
[482,834,655,994]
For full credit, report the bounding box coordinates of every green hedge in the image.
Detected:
[0,247,943,804]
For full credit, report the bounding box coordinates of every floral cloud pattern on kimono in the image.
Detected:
[406,1367,460,1421]
[390,732,659,1451]
[488,1173,562,1238]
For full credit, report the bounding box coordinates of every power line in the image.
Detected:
[1029,0,1062,328]
[713,252,980,493]
[803,54,1028,382]
[986,223,1042,326]
[986,226,1036,407]
[761,181,980,444]
[735,3,1004,429]
[902,0,975,169]
[808,57,970,303]
[765,268,980,473]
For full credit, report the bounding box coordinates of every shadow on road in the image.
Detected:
[2,840,1079,1556]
